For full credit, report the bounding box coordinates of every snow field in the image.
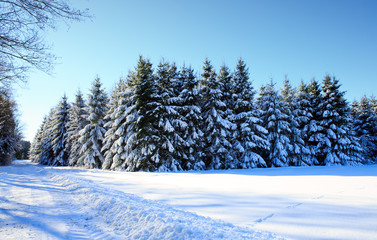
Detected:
[51,164,377,240]
[0,161,282,239]
[50,173,281,239]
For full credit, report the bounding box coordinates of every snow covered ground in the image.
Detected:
[1,160,377,239]
[0,160,281,239]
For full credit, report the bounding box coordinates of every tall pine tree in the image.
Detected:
[316,75,362,165]
[67,90,88,166]
[200,59,232,169]
[79,77,108,168]
[123,56,162,171]
[257,81,291,167]
[352,96,377,163]
[231,59,268,168]
[179,66,205,170]
[51,95,70,166]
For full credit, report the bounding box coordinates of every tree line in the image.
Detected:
[30,56,377,171]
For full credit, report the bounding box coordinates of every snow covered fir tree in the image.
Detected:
[78,77,108,168]
[0,89,21,166]
[31,57,377,171]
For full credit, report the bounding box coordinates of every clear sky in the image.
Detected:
[16,0,377,142]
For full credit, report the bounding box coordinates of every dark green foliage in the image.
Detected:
[0,89,20,165]
[15,140,30,159]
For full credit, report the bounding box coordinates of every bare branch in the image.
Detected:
[0,0,90,87]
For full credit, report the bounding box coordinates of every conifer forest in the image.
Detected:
[30,57,377,171]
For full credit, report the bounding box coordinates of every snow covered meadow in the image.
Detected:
[1,160,377,239]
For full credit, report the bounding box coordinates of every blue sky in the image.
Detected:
[16,0,377,141]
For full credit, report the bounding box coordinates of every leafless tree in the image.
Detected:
[0,0,89,87]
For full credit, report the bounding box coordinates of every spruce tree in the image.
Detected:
[281,78,311,166]
[0,90,20,165]
[37,108,56,165]
[302,79,323,165]
[231,59,268,168]
[50,95,70,166]
[257,81,291,167]
[101,79,127,170]
[179,66,205,170]
[30,117,46,163]
[153,61,186,171]
[316,75,362,165]
[200,59,232,169]
[218,65,237,168]
[352,96,377,163]
[296,81,318,165]
[67,90,88,166]
[123,56,162,171]
[79,77,108,168]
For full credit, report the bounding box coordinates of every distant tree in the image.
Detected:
[78,77,108,168]
[67,90,88,166]
[0,0,89,86]
[33,108,56,165]
[15,140,30,159]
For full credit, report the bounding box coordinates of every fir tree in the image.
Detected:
[102,79,128,170]
[0,90,20,165]
[123,56,162,171]
[231,59,268,168]
[67,90,88,166]
[30,117,46,163]
[50,95,70,166]
[281,78,311,166]
[37,108,56,165]
[316,75,363,165]
[257,81,291,167]
[302,79,323,165]
[179,66,205,170]
[200,59,232,169]
[295,81,318,165]
[153,61,186,171]
[352,96,377,163]
[218,65,237,168]
[79,77,108,168]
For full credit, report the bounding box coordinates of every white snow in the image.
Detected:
[2,160,377,239]
[0,160,280,239]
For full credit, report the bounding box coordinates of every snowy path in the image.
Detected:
[0,161,280,239]
[0,161,118,240]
